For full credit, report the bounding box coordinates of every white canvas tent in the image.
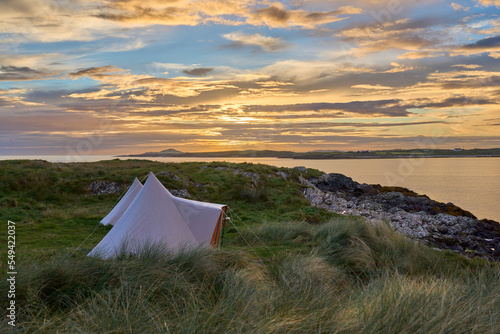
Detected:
[101,177,142,226]
[88,172,226,259]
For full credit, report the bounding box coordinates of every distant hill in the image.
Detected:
[119,148,500,159]
[159,148,183,156]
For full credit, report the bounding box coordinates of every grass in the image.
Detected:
[0,159,499,333]
[1,228,498,333]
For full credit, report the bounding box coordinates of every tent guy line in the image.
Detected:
[68,175,146,258]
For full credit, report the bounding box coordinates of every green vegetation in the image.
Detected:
[0,159,333,257]
[0,159,499,333]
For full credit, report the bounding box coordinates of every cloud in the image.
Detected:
[242,100,411,117]
[67,65,239,100]
[383,62,415,73]
[461,35,500,49]
[423,69,500,90]
[0,53,65,70]
[69,65,127,80]
[150,62,267,81]
[474,0,500,7]
[0,0,120,42]
[418,97,496,108]
[240,96,499,120]
[398,51,442,59]
[0,65,55,81]
[451,64,483,69]
[102,39,146,52]
[132,77,237,97]
[452,36,500,57]
[223,32,290,52]
[337,18,446,56]
[0,88,30,107]
[451,3,469,11]
[248,3,362,28]
[183,67,214,76]
[95,0,362,29]
[95,1,201,26]
[351,84,393,90]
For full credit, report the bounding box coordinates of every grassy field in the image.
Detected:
[0,159,499,333]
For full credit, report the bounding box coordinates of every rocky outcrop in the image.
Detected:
[300,172,500,261]
[234,169,261,185]
[169,188,191,198]
[85,181,123,195]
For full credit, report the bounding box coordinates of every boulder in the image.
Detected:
[86,181,123,195]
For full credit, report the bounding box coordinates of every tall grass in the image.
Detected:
[2,218,498,333]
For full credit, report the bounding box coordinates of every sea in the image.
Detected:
[2,155,499,222]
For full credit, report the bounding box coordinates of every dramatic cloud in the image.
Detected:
[0,66,53,81]
[0,0,119,42]
[94,0,362,29]
[242,100,411,117]
[462,35,500,49]
[247,3,362,28]
[2,0,500,153]
[223,32,290,52]
[452,35,500,57]
[67,65,239,99]
[69,66,128,80]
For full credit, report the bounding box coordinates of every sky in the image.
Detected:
[1,0,500,155]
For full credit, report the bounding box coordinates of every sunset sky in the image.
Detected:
[1,0,500,155]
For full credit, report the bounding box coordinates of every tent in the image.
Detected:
[101,177,142,226]
[88,172,226,259]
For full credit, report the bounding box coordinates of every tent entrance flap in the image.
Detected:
[210,206,227,248]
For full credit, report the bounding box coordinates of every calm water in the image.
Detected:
[2,155,499,222]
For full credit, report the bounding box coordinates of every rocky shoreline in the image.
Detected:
[296,168,500,261]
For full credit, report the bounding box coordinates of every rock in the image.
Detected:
[234,169,261,184]
[315,173,359,193]
[294,166,308,173]
[86,181,123,195]
[298,175,315,187]
[157,171,182,181]
[169,188,191,198]
[215,166,228,170]
[277,171,288,179]
[242,171,260,184]
[302,186,327,206]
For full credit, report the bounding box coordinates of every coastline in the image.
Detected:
[120,149,500,160]
[294,168,500,261]
[120,154,500,160]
